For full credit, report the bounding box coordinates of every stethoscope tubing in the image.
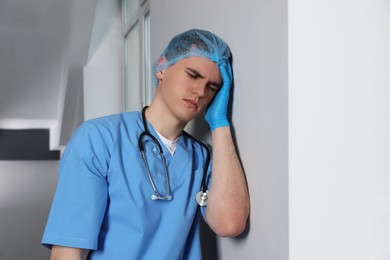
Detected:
[182,131,210,193]
[138,106,210,205]
[138,108,172,200]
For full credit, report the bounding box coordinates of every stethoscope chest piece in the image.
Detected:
[196,190,209,207]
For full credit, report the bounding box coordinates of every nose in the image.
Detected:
[192,81,207,97]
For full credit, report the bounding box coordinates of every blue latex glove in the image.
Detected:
[205,62,233,132]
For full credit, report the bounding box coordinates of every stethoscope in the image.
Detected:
[138,106,210,206]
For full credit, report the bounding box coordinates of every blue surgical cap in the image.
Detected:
[153,29,231,86]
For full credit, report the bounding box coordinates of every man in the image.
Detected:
[42,29,250,259]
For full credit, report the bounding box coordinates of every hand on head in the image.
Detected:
[205,62,233,132]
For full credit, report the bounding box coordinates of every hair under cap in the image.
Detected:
[153,29,231,86]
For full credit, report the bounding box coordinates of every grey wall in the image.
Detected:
[1,0,289,259]
[0,161,58,260]
[150,0,289,259]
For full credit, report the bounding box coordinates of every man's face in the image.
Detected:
[156,56,222,123]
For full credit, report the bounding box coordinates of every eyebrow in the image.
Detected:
[186,67,222,89]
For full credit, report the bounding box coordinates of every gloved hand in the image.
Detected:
[205,62,233,132]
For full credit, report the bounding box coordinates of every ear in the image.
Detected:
[156,69,164,81]
[155,56,168,81]
[156,56,168,67]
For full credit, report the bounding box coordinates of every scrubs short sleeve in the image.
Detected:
[42,121,111,250]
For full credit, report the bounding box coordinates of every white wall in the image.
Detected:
[289,1,390,259]
[0,161,58,260]
[83,0,122,120]
[150,0,289,259]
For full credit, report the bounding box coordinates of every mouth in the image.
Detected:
[184,99,199,110]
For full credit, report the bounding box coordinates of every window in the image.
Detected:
[123,0,151,111]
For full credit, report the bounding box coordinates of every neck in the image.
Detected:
[144,103,186,140]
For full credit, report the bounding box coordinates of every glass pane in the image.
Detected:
[124,0,139,24]
[144,12,153,105]
[124,23,141,111]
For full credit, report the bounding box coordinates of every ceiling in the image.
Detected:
[0,0,106,157]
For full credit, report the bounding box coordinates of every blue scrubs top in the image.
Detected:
[42,111,212,259]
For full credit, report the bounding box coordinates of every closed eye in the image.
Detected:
[187,71,198,79]
[186,68,202,79]
[186,67,221,91]
[208,83,220,92]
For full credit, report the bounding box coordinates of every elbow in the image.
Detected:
[206,196,251,237]
[208,214,248,237]
[216,221,247,237]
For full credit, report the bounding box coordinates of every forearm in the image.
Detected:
[205,126,250,237]
[50,246,89,260]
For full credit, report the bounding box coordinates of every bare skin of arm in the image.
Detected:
[205,126,250,237]
[50,246,89,260]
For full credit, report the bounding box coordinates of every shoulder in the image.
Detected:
[83,111,140,128]
[78,111,141,135]
[69,111,141,146]
[62,111,141,162]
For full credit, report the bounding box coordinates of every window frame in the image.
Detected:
[122,0,151,112]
